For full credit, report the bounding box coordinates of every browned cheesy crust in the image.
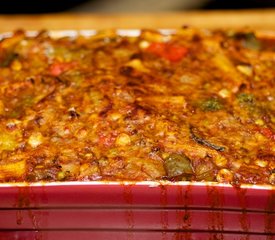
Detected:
[0,28,274,185]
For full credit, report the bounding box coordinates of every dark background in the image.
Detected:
[204,0,275,9]
[0,0,275,13]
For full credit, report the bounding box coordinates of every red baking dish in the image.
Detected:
[0,181,274,240]
[0,30,274,240]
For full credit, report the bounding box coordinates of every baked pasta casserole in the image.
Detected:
[0,28,274,185]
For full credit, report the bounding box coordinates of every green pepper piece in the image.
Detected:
[237,93,255,105]
[200,98,223,112]
[164,153,193,178]
[242,32,261,51]
[0,52,18,68]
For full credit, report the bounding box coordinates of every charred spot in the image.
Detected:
[119,66,134,76]
[231,32,258,41]
[161,68,174,78]
[192,34,201,42]
[182,25,189,29]
[128,128,138,135]
[231,32,246,40]
[34,116,44,126]
[133,88,147,96]
[68,108,80,119]
[130,53,142,60]
[257,152,275,161]
[54,76,66,84]
[239,83,247,91]
[239,84,247,93]
[0,52,19,68]
[98,78,111,85]
[99,100,113,117]
[151,146,160,152]
[25,173,36,182]
[130,103,152,119]
[126,80,139,87]
[27,77,35,85]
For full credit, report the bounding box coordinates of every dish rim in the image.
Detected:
[0,181,274,190]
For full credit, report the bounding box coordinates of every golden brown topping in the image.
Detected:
[0,28,274,185]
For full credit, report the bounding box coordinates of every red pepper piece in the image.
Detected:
[49,62,75,77]
[259,127,275,140]
[98,133,117,147]
[147,42,165,56]
[146,42,188,62]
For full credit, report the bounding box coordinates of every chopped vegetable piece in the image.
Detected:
[236,64,253,76]
[200,98,223,112]
[190,127,225,152]
[57,171,66,181]
[139,40,150,49]
[218,89,230,98]
[0,160,26,180]
[116,133,131,146]
[146,42,188,62]
[255,119,264,126]
[216,169,233,183]
[164,153,193,179]
[195,162,215,181]
[28,132,44,148]
[242,32,261,50]
[0,52,18,67]
[11,60,22,71]
[237,93,255,105]
[49,62,74,76]
[0,132,18,152]
[125,59,149,73]
[258,127,275,140]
